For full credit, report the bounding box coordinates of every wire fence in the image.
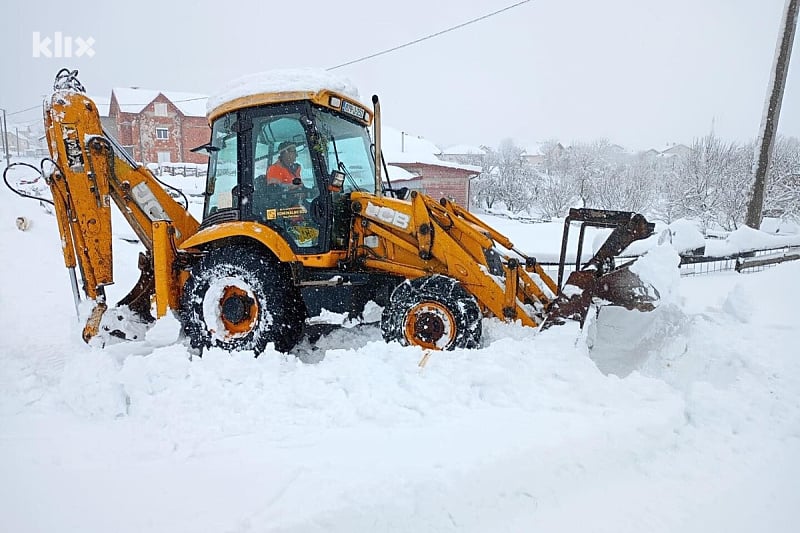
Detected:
[156,163,207,178]
[679,245,800,276]
[537,245,800,285]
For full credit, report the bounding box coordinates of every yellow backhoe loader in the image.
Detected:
[5,69,657,354]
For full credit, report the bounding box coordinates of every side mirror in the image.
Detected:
[328,169,346,192]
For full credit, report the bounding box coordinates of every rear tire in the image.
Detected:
[180,245,306,354]
[381,275,482,350]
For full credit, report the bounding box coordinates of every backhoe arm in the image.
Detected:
[44,70,199,340]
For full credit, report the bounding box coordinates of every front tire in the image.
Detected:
[381,275,482,350]
[180,245,306,354]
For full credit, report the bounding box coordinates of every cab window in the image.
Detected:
[204,113,238,217]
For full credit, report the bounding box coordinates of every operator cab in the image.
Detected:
[201,88,376,253]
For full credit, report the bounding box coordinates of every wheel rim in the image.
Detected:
[403,301,456,350]
[203,277,259,340]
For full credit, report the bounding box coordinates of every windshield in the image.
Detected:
[311,107,376,194]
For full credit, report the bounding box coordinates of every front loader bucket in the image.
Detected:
[543,265,659,329]
[542,208,659,330]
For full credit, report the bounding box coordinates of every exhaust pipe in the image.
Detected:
[372,95,382,195]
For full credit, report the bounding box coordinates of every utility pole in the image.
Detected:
[1,107,9,167]
[745,0,799,228]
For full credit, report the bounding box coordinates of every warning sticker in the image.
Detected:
[276,206,308,218]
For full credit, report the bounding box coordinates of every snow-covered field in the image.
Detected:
[1,161,799,532]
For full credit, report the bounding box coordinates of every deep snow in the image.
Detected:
[1,161,799,532]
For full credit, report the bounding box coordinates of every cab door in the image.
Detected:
[245,105,327,253]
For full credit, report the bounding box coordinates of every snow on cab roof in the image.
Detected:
[207,68,361,117]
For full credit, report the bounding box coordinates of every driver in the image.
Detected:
[267,141,302,189]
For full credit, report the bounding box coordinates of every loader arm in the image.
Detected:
[348,191,558,327]
[44,71,199,340]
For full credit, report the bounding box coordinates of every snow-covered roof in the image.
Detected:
[381,126,481,172]
[381,126,440,158]
[89,95,110,117]
[521,142,547,157]
[112,87,208,117]
[207,68,361,116]
[660,143,692,156]
[441,144,485,156]
[385,164,419,182]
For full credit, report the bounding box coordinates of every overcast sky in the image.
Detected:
[2,0,797,151]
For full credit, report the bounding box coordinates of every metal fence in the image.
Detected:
[679,245,800,276]
[537,245,800,284]
[157,163,207,178]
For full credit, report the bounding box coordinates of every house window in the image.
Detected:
[156,127,169,140]
[157,151,171,164]
[154,102,168,116]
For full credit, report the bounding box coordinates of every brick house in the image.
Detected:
[106,88,210,165]
[382,127,481,209]
[386,161,480,208]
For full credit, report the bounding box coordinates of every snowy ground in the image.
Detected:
[1,161,799,532]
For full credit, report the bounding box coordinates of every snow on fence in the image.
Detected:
[156,162,207,178]
[537,245,800,285]
[680,245,800,276]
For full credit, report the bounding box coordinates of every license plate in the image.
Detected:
[341,100,365,120]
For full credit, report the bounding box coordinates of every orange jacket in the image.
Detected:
[267,162,302,186]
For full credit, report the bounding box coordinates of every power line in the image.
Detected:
[7,105,40,116]
[6,95,207,117]
[327,0,532,71]
[8,2,531,114]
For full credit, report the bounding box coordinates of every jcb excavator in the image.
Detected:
[6,69,657,354]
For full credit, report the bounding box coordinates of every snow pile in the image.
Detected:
[629,240,682,305]
[1,159,799,532]
[721,283,753,323]
[207,68,361,116]
[666,218,706,254]
[145,312,183,346]
[760,216,800,234]
[706,224,800,256]
[585,242,684,377]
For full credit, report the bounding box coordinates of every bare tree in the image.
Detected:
[593,155,657,213]
[650,156,687,223]
[675,134,750,232]
[476,139,535,213]
[565,139,613,207]
[533,140,578,218]
[764,135,800,223]
[471,169,502,209]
